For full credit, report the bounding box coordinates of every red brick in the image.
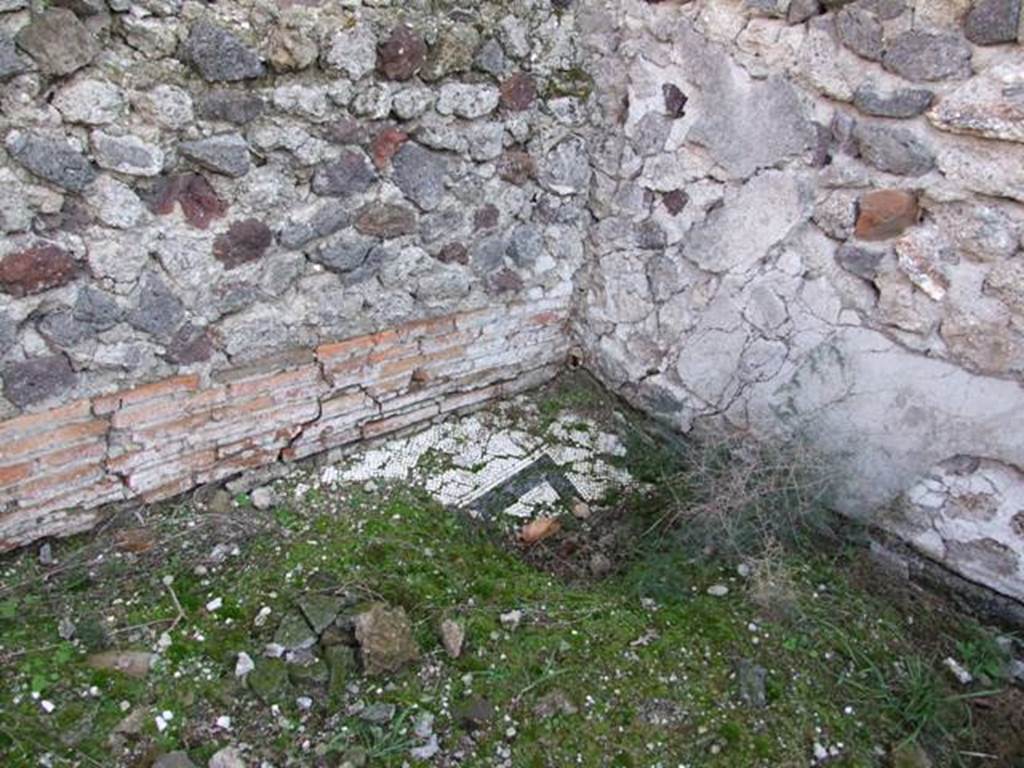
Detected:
[317,329,399,363]
[502,363,561,396]
[36,442,106,470]
[12,485,119,526]
[527,309,568,327]
[127,448,216,494]
[419,328,480,355]
[139,475,195,504]
[132,412,219,447]
[106,441,188,476]
[0,297,573,550]
[379,354,427,380]
[317,336,374,362]
[5,419,108,461]
[320,390,377,419]
[213,350,314,385]
[201,449,279,480]
[199,401,319,450]
[283,423,362,461]
[396,314,457,341]
[0,461,33,487]
[362,403,439,440]
[211,395,276,423]
[366,340,418,367]
[93,374,201,415]
[228,364,322,400]
[15,463,107,502]
[111,386,224,430]
[0,399,93,443]
[454,306,505,331]
[381,380,456,415]
[439,383,502,414]
[321,356,367,383]
[214,443,283,467]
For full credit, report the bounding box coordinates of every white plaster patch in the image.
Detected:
[898,458,1024,603]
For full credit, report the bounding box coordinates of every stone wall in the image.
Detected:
[575,0,1024,603]
[0,0,587,545]
[2,0,1023,607]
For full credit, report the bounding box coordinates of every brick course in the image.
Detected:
[0,300,570,550]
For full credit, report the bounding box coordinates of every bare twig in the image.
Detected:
[164,581,186,632]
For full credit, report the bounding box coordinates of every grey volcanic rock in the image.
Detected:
[312,232,374,273]
[92,132,164,177]
[854,124,935,176]
[0,34,28,80]
[197,91,264,125]
[392,143,448,211]
[53,80,125,125]
[354,203,417,238]
[538,137,591,196]
[5,132,96,191]
[179,134,251,178]
[836,244,886,280]
[15,9,97,76]
[507,223,545,267]
[74,287,122,331]
[836,6,884,61]
[853,84,933,118]
[964,0,1021,45]
[127,272,184,338]
[322,23,377,80]
[312,151,377,198]
[2,355,76,407]
[788,0,823,22]
[0,312,15,358]
[882,31,972,81]
[183,21,265,82]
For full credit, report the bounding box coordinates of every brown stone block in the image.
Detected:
[854,190,920,241]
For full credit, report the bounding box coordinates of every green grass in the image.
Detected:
[0,476,1009,767]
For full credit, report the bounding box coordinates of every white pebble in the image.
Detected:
[235,652,255,678]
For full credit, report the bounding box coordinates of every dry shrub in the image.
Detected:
[746,537,801,621]
[647,426,837,558]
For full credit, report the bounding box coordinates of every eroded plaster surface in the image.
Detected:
[574,0,1024,602]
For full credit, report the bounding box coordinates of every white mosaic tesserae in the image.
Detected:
[321,397,633,523]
